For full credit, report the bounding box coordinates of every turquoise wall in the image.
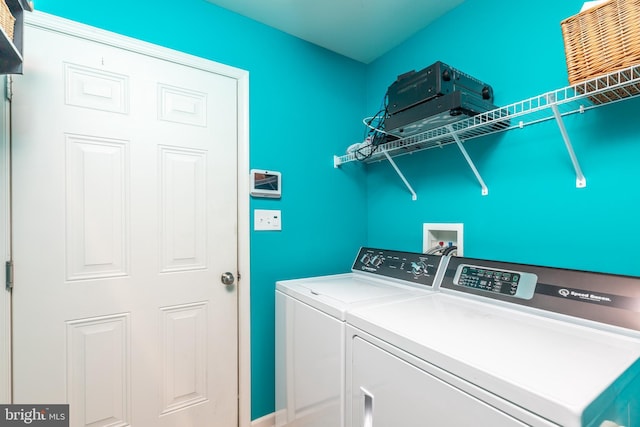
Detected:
[30,0,368,420]
[364,0,640,277]
[24,0,640,421]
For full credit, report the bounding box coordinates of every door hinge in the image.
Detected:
[5,76,12,102]
[5,260,13,291]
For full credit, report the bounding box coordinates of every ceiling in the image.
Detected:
[204,0,464,64]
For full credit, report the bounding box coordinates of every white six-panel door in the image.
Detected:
[11,14,242,427]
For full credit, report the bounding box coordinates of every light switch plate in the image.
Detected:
[254,209,282,231]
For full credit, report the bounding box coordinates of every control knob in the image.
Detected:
[360,253,372,265]
[371,255,384,267]
[411,261,427,276]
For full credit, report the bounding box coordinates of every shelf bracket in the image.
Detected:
[550,104,586,188]
[333,155,342,168]
[383,151,417,201]
[447,125,489,196]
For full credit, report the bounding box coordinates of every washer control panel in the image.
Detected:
[453,264,537,300]
[352,247,442,288]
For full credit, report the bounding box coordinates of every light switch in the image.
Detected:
[254,209,282,231]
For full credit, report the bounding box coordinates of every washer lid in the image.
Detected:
[276,273,425,320]
[347,293,640,427]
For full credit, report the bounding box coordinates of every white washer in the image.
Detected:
[346,256,640,427]
[275,247,446,427]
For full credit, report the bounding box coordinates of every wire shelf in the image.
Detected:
[335,64,640,166]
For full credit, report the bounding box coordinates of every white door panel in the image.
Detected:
[12,19,238,427]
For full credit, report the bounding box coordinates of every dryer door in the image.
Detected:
[350,336,540,427]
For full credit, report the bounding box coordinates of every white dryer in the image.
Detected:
[346,256,640,427]
[275,247,446,427]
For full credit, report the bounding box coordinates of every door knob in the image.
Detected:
[221,272,235,286]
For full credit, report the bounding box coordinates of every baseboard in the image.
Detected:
[251,413,275,427]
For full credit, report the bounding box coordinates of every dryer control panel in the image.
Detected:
[352,247,444,288]
[454,264,537,300]
[441,255,640,332]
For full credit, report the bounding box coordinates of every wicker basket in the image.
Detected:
[0,0,15,41]
[561,0,640,88]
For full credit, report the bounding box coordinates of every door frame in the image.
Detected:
[3,11,252,426]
